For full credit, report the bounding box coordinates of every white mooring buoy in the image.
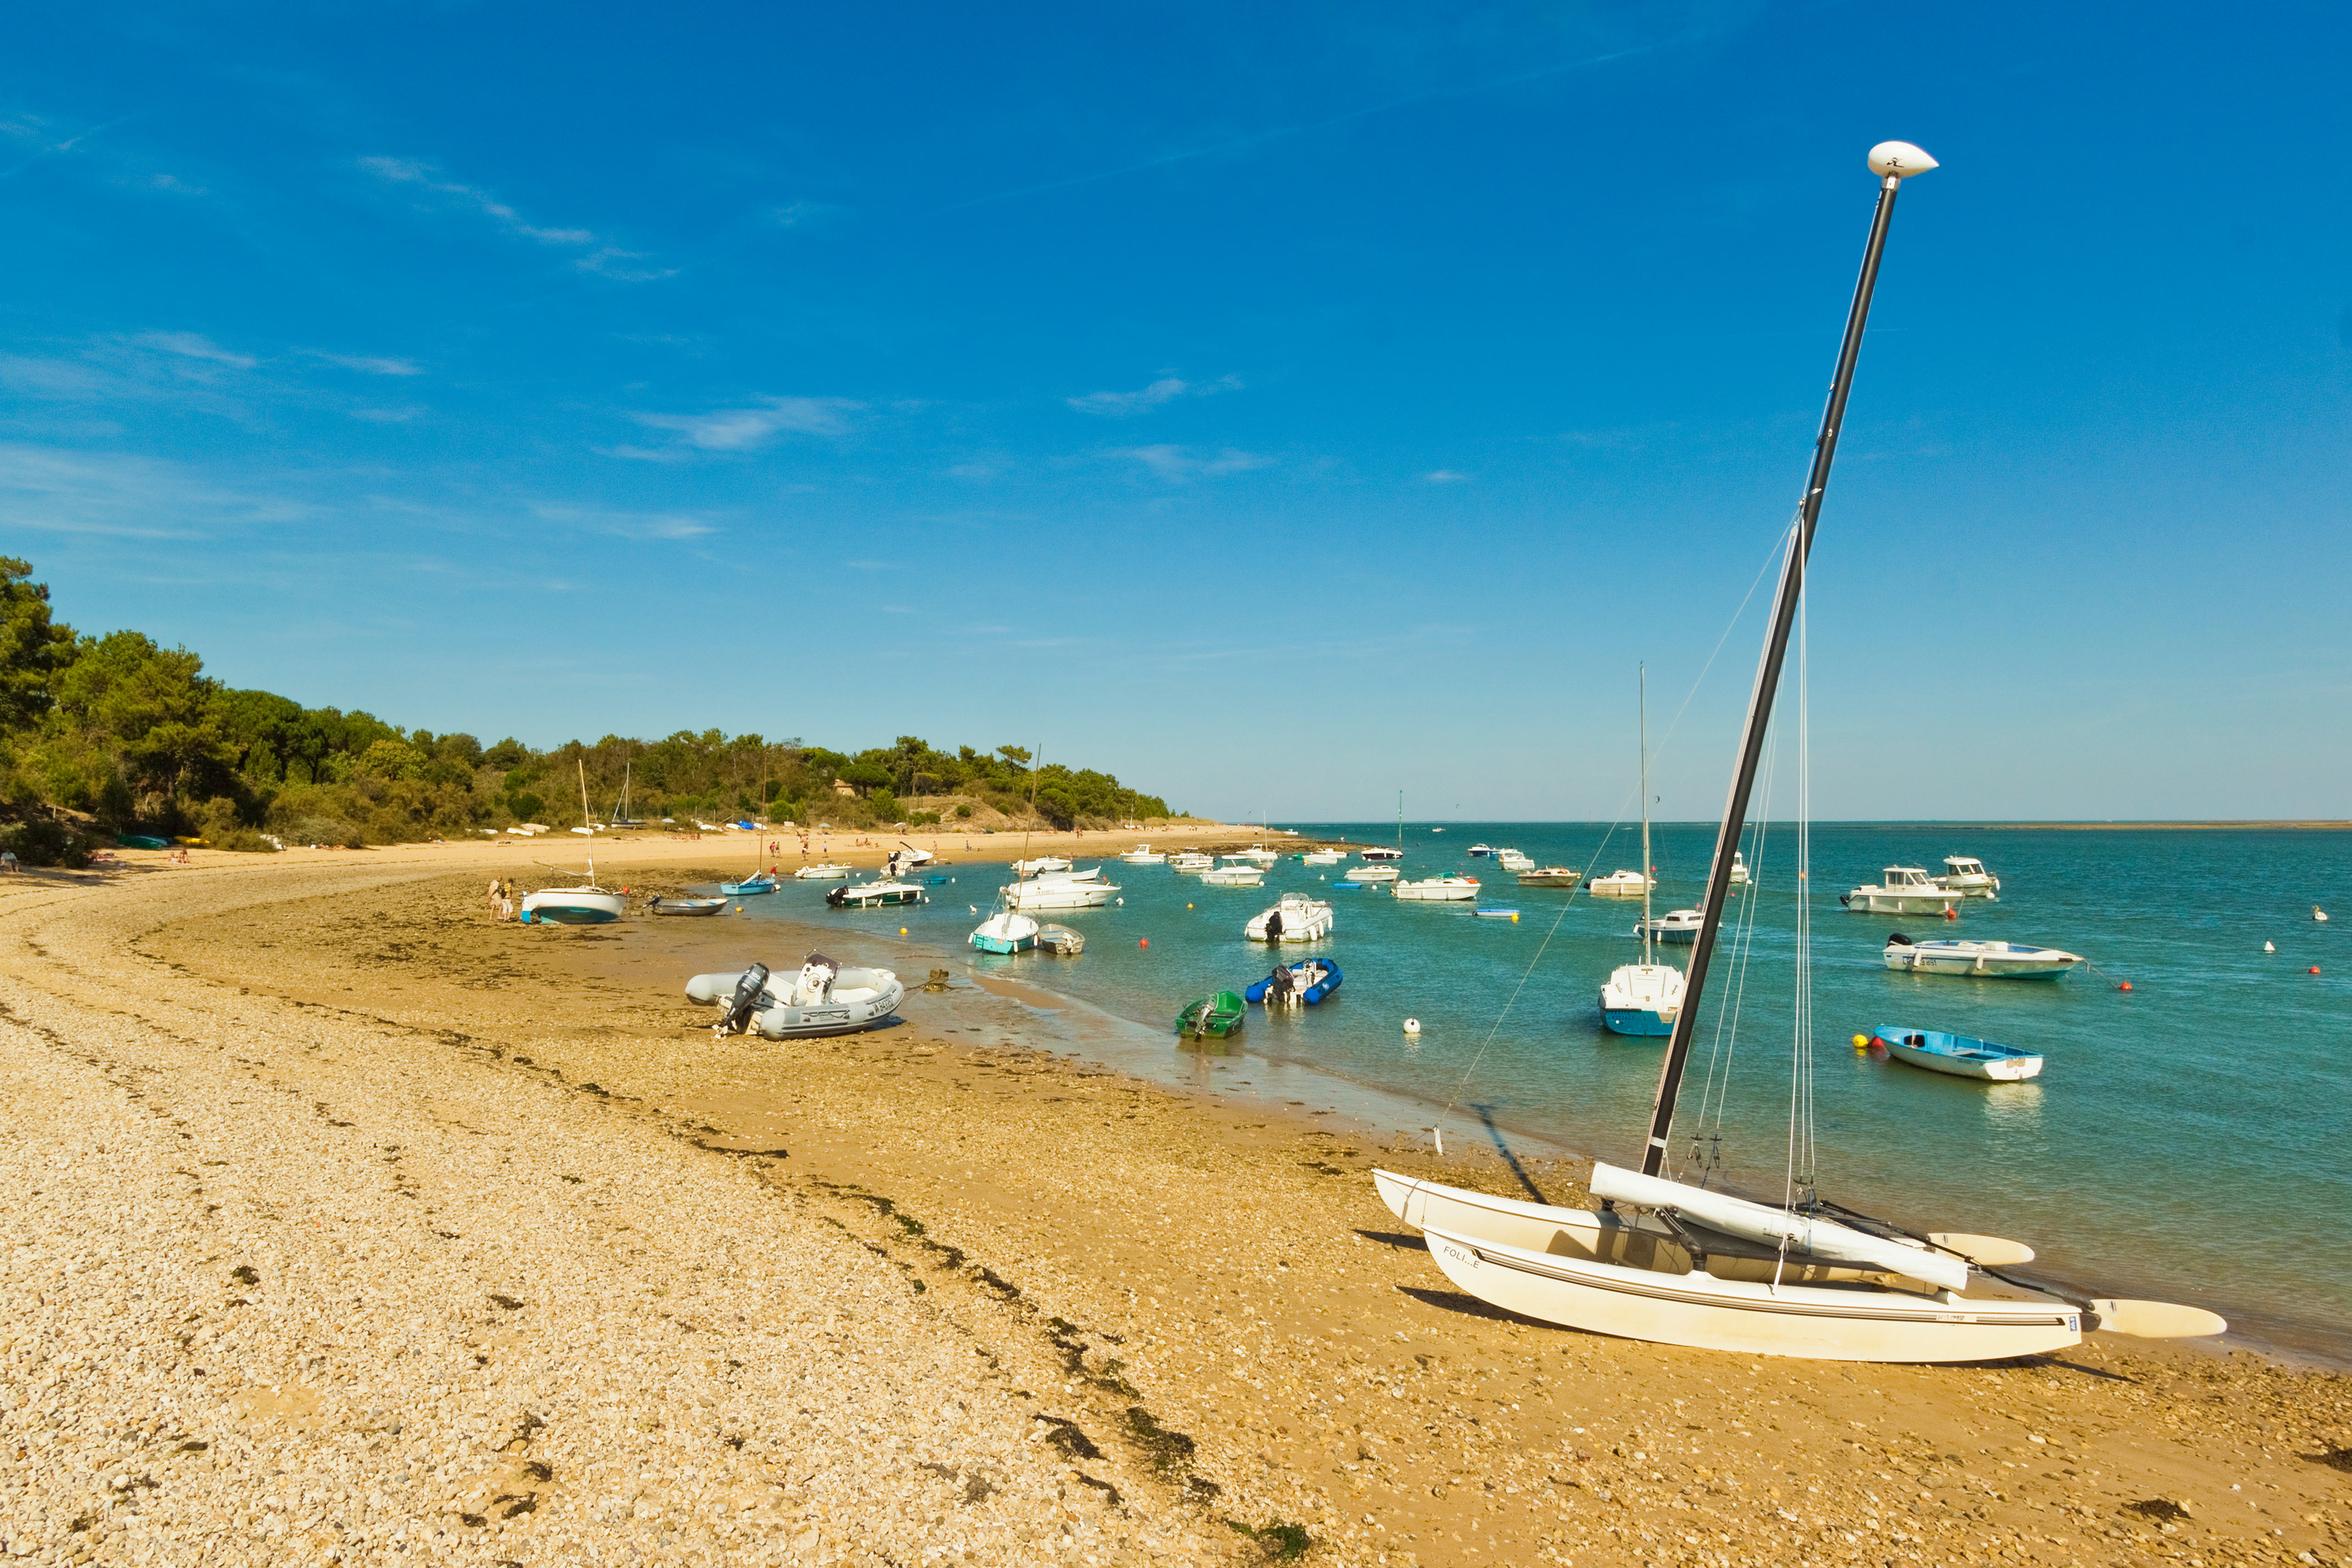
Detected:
[1403,1017,1421,1035]
[2265,940,2276,953]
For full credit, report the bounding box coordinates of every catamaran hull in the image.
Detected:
[1600,1004,1675,1036]
[1419,1225,2081,1363]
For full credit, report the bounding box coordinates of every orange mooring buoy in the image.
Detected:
[2312,966,2323,976]
[2118,981,2133,991]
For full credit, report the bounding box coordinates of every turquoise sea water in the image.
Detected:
[729,824,2351,1362]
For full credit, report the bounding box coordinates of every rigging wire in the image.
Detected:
[1785,591,1818,1212]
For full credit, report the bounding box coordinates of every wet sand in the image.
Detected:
[3,845,2349,1565]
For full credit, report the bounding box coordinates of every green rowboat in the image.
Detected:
[1176,990,1247,1039]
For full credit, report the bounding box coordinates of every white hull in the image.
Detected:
[1358,847,1404,862]
[1170,853,1214,873]
[1119,848,1167,864]
[1340,865,1398,884]
[520,887,626,924]
[1002,877,1118,910]
[1245,896,1334,942]
[687,966,904,1039]
[970,912,1040,953]
[1300,850,1345,865]
[1393,877,1479,901]
[1373,1173,2083,1364]
[1587,871,1652,897]
[1885,1038,2043,1080]
[1884,939,2081,979]
[1844,889,1967,915]
[1199,867,1266,887]
[794,864,850,879]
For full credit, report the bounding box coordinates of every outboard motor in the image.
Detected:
[716,962,772,1038]
[1886,932,1913,947]
[1266,963,1296,1006]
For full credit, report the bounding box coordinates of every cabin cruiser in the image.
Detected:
[1586,869,1653,897]
[1119,844,1168,864]
[1635,908,1705,944]
[1358,846,1404,862]
[1393,876,1480,902]
[1517,866,1583,887]
[827,879,927,908]
[1933,856,2001,898]
[1340,863,1399,884]
[1012,856,1073,875]
[1002,871,1119,910]
[1300,848,1346,865]
[793,863,851,880]
[1495,848,1534,873]
[1841,866,1965,916]
[1170,851,1214,873]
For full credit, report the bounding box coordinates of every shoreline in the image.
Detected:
[5,852,2349,1564]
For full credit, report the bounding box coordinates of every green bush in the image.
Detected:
[1,816,89,868]
[954,803,972,818]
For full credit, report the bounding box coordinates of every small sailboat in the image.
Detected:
[522,762,628,924]
[721,870,780,896]
[1245,893,1334,942]
[1600,666,1685,1036]
[645,895,730,917]
[969,910,1040,953]
[1870,1026,2044,1082]
[1375,143,2223,1361]
[1176,991,1246,1039]
[1244,959,1341,1006]
[1841,866,1966,916]
[1035,923,1086,955]
[1393,876,1480,902]
[1883,934,2082,979]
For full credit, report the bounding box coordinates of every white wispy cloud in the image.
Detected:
[529,503,714,541]
[134,331,256,368]
[1067,373,1242,417]
[773,200,845,230]
[614,395,860,459]
[0,442,303,539]
[577,247,677,283]
[1424,469,1470,483]
[307,350,423,377]
[1117,445,1273,482]
[360,156,594,244]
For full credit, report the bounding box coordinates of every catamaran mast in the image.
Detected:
[1637,142,1938,1179]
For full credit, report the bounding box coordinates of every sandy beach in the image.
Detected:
[3,840,2348,1566]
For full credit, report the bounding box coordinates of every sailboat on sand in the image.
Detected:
[1373,142,2224,1362]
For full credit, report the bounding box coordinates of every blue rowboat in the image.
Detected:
[720,871,780,896]
[1244,959,1343,1006]
[1869,1025,2044,1082]
[1474,908,1521,919]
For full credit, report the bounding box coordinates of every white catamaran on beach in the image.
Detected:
[1372,143,2224,1362]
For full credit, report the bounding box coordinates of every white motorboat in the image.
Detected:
[1635,908,1705,944]
[1199,864,1266,887]
[1729,850,1750,886]
[1358,847,1404,862]
[1517,866,1583,888]
[687,956,904,1039]
[1465,843,1498,858]
[1169,851,1214,873]
[827,879,927,908]
[1883,935,2081,979]
[794,863,851,880]
[1495,849,1534,873]
[1842,866,1965,916]
[1393,876,1480,902]
[1933,856,2001,898]
[1371,144,2223,1363]
[1234,845,1280,867]
[1245,894,1334,942]
[1002,874,1119,910]
[1119,844,1168,864]
[1012,855,1073,875]
[970,911,1040,953]
[1300,848,1346,866]
[1586,869,1653,897]
[1340,863,1398,884]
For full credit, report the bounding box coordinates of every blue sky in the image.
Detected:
[4,1,2346,820]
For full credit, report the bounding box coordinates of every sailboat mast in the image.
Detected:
[1639,664,1652,967]
[1636,146,1936,1179]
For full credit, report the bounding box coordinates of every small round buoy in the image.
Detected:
[1403,1018,1421,1034]
[1942,905,1958,922]
[1851,1032,1869,1050]
[899,926,908,935]
[2118,981,2133,991]
[1510,913,1519,922]
[2311,966,2322,975]
[1139,938,1149,948]
[2264,940,2276,953]
[1186,902,1193,910]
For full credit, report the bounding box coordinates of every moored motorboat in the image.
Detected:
[1035,923,1085,955]
[1517,867,1583,888]
[1300,848,1346,865]
[1119,844,1168,864]
[1245,894,1334,942]
[1358,846,1404,862]
[1199,863,1266,887]
[1842,866,1966,916]
[1176,991,1246,1038]
[1586,869,1652,897]
[1012,855,1074,875]
[827,879,926,908]
[1465,843,1498,858]
[1600,961,1683,1036]
[1883,934,2081,979]
[1729,850,1750,886]
[1002,872,1118,910]
[721,870,780,896]
[1234,845,1280,867]
[1393,876,1480,902]
[1340,863,1398,884]
[793,863,851,880]
[646,895,730,917]
[1474,907,1521,919]
[1934,856,2001,898]
[1496,849,1535,873]
[687,955,904,1039]
[1170,852,1215,873]
[969,911,1040,953]
[1244,959,1341,1006]
[1636,908,1705,944]
[1870,1025,2044,1082]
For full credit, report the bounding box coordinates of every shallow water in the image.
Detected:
[729,824,2352,1362]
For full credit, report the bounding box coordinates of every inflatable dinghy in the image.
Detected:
[686,954,905,1039]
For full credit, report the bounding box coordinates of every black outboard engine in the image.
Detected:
[1886,932,1913,947]
[1266,963,1296,1004]
[825,885,848,908]
[716,962,772,1038]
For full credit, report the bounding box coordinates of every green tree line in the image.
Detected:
[0,558,1179,865]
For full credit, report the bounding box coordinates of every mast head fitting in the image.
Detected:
[1867,141,1938,179]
